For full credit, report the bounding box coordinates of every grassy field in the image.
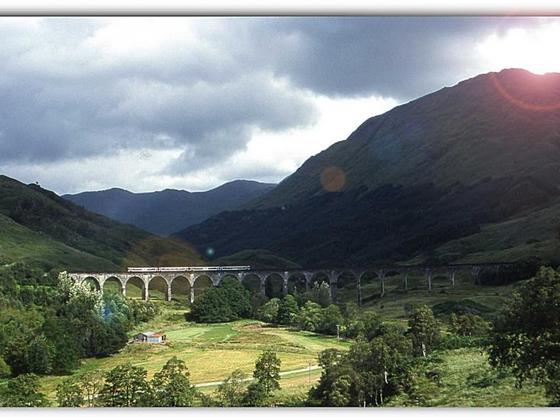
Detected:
[38,304,350,402]
[337,272,522,322]
[388,347,547,407]
[0,213,118,271]
[35,277,551,407]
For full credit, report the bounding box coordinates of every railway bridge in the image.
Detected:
[68,263,510,305]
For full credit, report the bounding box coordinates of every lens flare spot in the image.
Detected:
[321,166,346,192]
[206,247,215,257]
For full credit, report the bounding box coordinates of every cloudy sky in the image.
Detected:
[1,16,559,194]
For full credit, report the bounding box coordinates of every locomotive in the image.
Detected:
[127,266,251,273]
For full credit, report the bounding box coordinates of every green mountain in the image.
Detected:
[0,175,203,272]
[64,180,276,236]
[250,68,560,208]
[174,69,560,267]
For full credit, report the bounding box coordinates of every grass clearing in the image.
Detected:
[389,347,548,407]
[38,305,349,402]
[35,279,549,406]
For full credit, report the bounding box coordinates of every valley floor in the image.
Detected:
[37,279,548,407]
[38,306,349,403]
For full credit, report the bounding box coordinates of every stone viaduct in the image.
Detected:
[69,263,509,305]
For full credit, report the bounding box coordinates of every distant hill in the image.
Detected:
[175,69,560,267]
[0,175,204,272]
[64,180,276,235]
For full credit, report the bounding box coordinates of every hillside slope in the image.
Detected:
[251,68,560,208]
[64,180,276,235]
[0,175,203,271]
[175,69,560,267]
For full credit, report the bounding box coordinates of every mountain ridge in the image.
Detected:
[249,68,560,209]
[0,175,204,271]
[174,69,560,267]
[64,179,276,235]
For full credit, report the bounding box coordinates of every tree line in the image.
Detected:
[0,350,283,407]
[188,266,560,406]
[0,267,159,380]
[2,264,560,407]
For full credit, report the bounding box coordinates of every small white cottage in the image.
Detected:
[134,331,166,344]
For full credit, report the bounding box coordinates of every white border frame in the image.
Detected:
[0,0,559,15]
[0,2,559,420]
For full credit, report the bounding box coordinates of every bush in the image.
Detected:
[449,313,491,337]
[437,333,488,350]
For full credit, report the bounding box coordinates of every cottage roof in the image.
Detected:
[139,331,164,337]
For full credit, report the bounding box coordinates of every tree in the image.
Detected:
[0,357,10,378]
[449,313,490,337]
[56,378,84,407]
[57,271,102,314]
[360,331,413,406]
[489,267,560,405]
[217,369,246,407]
[99,362,150,407]
[305,282,332,307]
[0,374,48,407]
[189,287,234,323]
[220,278,252,319]
[318,304,344,335]
[149,357,195,407]
[309,348,361,407]
[361,311,383,341]
[24,335,53,374]
[78,371,104,407]
[277,294,299,325]
[297,301,323,332]
[253,350,281,395]
[407,305,440,356]
[309,329,413,407]
[343,308,382,340]
[258,298,280,324]
[42,315,81,374]
[189,279,253,323]
[242,382,269,407]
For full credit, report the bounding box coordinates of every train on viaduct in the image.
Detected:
[68,263,509,305]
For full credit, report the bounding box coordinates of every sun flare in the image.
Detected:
[477,24,560,75]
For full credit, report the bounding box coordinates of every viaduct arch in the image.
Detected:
[68,263,510,305]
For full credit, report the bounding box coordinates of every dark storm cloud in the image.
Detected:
[242,16,543,99]
[0,19,317,165]
[0,16,545,191]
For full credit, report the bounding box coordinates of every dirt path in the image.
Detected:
[194,365,321,388]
